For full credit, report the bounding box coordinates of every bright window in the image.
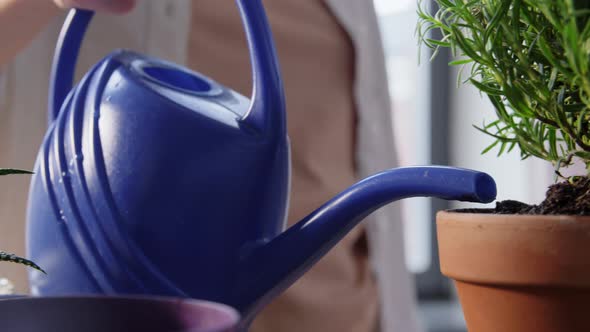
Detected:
[374,2,432,274]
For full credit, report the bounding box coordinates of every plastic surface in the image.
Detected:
[26,0,497,329]
[30,0,290,304]
[0,296,239,332]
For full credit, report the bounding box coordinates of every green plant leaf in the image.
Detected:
[449,58,475,65]
[0,251,46,274]
[482,139,501,154]
[484,0,513,42]
[0,169,33,176]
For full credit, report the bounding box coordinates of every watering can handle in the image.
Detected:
[48,9,93,124]
[48,2,287,138]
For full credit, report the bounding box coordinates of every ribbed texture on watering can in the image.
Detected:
[29,57,187,296]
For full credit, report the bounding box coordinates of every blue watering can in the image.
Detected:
[26,0,496,329]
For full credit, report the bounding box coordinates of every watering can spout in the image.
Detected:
[236,166,496,318]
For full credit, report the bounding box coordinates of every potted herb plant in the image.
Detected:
[418,1,590,331]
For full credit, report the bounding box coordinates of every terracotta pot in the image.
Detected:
[437,211,590,332]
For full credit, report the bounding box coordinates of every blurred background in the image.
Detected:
[373,0,554,331]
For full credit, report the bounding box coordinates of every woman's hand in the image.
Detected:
[0,0,135,66]
[53,0,136,14]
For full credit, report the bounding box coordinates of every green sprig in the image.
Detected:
[0,251,46,274]
[418,0,590,173]
[0,169,33,176]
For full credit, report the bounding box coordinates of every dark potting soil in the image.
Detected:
[454,176,590,215]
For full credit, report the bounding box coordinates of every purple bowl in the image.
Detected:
[0,295,239,332]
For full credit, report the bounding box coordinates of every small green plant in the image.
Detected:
[0,169,45,274]
[417,0,590,173]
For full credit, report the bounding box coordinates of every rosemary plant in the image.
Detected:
[0,169,45,274]
[418,0,590,173]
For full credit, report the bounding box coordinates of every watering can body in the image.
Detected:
[27,49,289,300]
[26,0,497,327]
[28,1,290,308]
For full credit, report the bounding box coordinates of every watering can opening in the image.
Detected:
[138,63,217,96]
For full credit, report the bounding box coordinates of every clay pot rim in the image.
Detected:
[436,210,590,288]
[438,210,590,229]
